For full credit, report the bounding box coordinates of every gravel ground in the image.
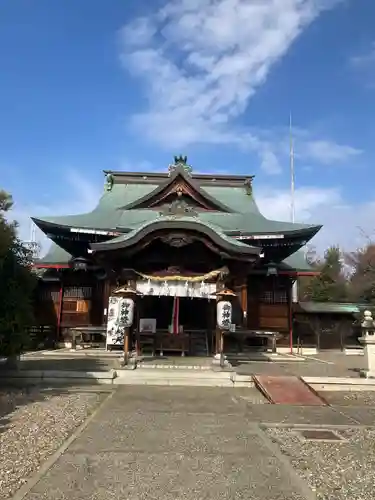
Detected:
[266,426,375,500]
[0,388,107,499]
[320,390,375,406]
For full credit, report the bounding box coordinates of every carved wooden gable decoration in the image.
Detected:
[126,156,231,213]
[147,177,214,210]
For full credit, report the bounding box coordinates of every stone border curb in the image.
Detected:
[302,376,375,392]
[0,369,117,385]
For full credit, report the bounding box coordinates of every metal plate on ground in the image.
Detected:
[298,429,344,441]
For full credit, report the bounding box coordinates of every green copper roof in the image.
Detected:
[91,216,260,256]
[279,251,315,272]
[35,243,72,265]
[204,186,262,214]
[33,184,160,230]
[33,181,319,236]
[297,302,361,314]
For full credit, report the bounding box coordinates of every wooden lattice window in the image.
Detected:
[63,287,92,299]
[260,280,288,304]
[62,287,92,316]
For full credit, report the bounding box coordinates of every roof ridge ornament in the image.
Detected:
[244,178,252,196]
[168,155,193,176]
[104,173,114,192]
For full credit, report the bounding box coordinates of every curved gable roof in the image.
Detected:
[90,217,260,258]
[120,165,233,213]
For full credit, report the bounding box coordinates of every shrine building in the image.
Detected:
[32,156,321,356]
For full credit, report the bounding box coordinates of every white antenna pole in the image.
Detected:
[290,112,298,306]
[290,112,295,223]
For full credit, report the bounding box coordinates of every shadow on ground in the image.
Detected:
[0,355,113,437]
[229,352,366,378]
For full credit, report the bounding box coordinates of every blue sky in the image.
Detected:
[0,0,374,253]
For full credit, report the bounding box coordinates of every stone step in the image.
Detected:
[0,367,254,388]
[114,369,254,387]
[230,373,255,388]
[137,364,212,370]
[0,369,117,385]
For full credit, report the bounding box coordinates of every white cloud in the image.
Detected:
[251,128,362,172]
[120,0,346,172]
[300,139,362,165]
[8,169,101,256]
[256,184,375,252]
[256,185,341,223]
[349,41,375,89]
[350,42,375,68]
[120,17,157,47]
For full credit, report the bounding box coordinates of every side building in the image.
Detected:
[32,156,321,354]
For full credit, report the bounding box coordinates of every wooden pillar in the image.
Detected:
[215,279,224,355]
[241,283,248,327]
[129,279,137,356]
[102,279,111,326]
[56,280,64,343]
[135,296,141,357]
[288,278,294,354]
[124,327,130,365]
[219,329,224,368]
[215,326,220,354]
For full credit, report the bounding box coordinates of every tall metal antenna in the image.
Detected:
[290,112,298,308]
[289,111,295,223]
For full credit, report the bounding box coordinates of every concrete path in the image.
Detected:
[14,386,375,500]
[234,354,365,378]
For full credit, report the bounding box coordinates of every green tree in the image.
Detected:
[297,245,320,300]
[299,246,348,302]
[0,190,36,358]
[345,244,375,304]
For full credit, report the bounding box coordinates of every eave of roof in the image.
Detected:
[35,242,317,275]
[32,213,321,245]
[32,217,123,236]
[90,217,261,256]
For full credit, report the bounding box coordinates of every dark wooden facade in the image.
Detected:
[293,302,362,351]
[33,267,294,352]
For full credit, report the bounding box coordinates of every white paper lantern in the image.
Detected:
[118,297,134,328]
[217,300,232,330]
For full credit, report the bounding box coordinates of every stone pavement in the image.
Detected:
[10,349,366,380]
[233,352,365,378]
[14,386,375,500]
